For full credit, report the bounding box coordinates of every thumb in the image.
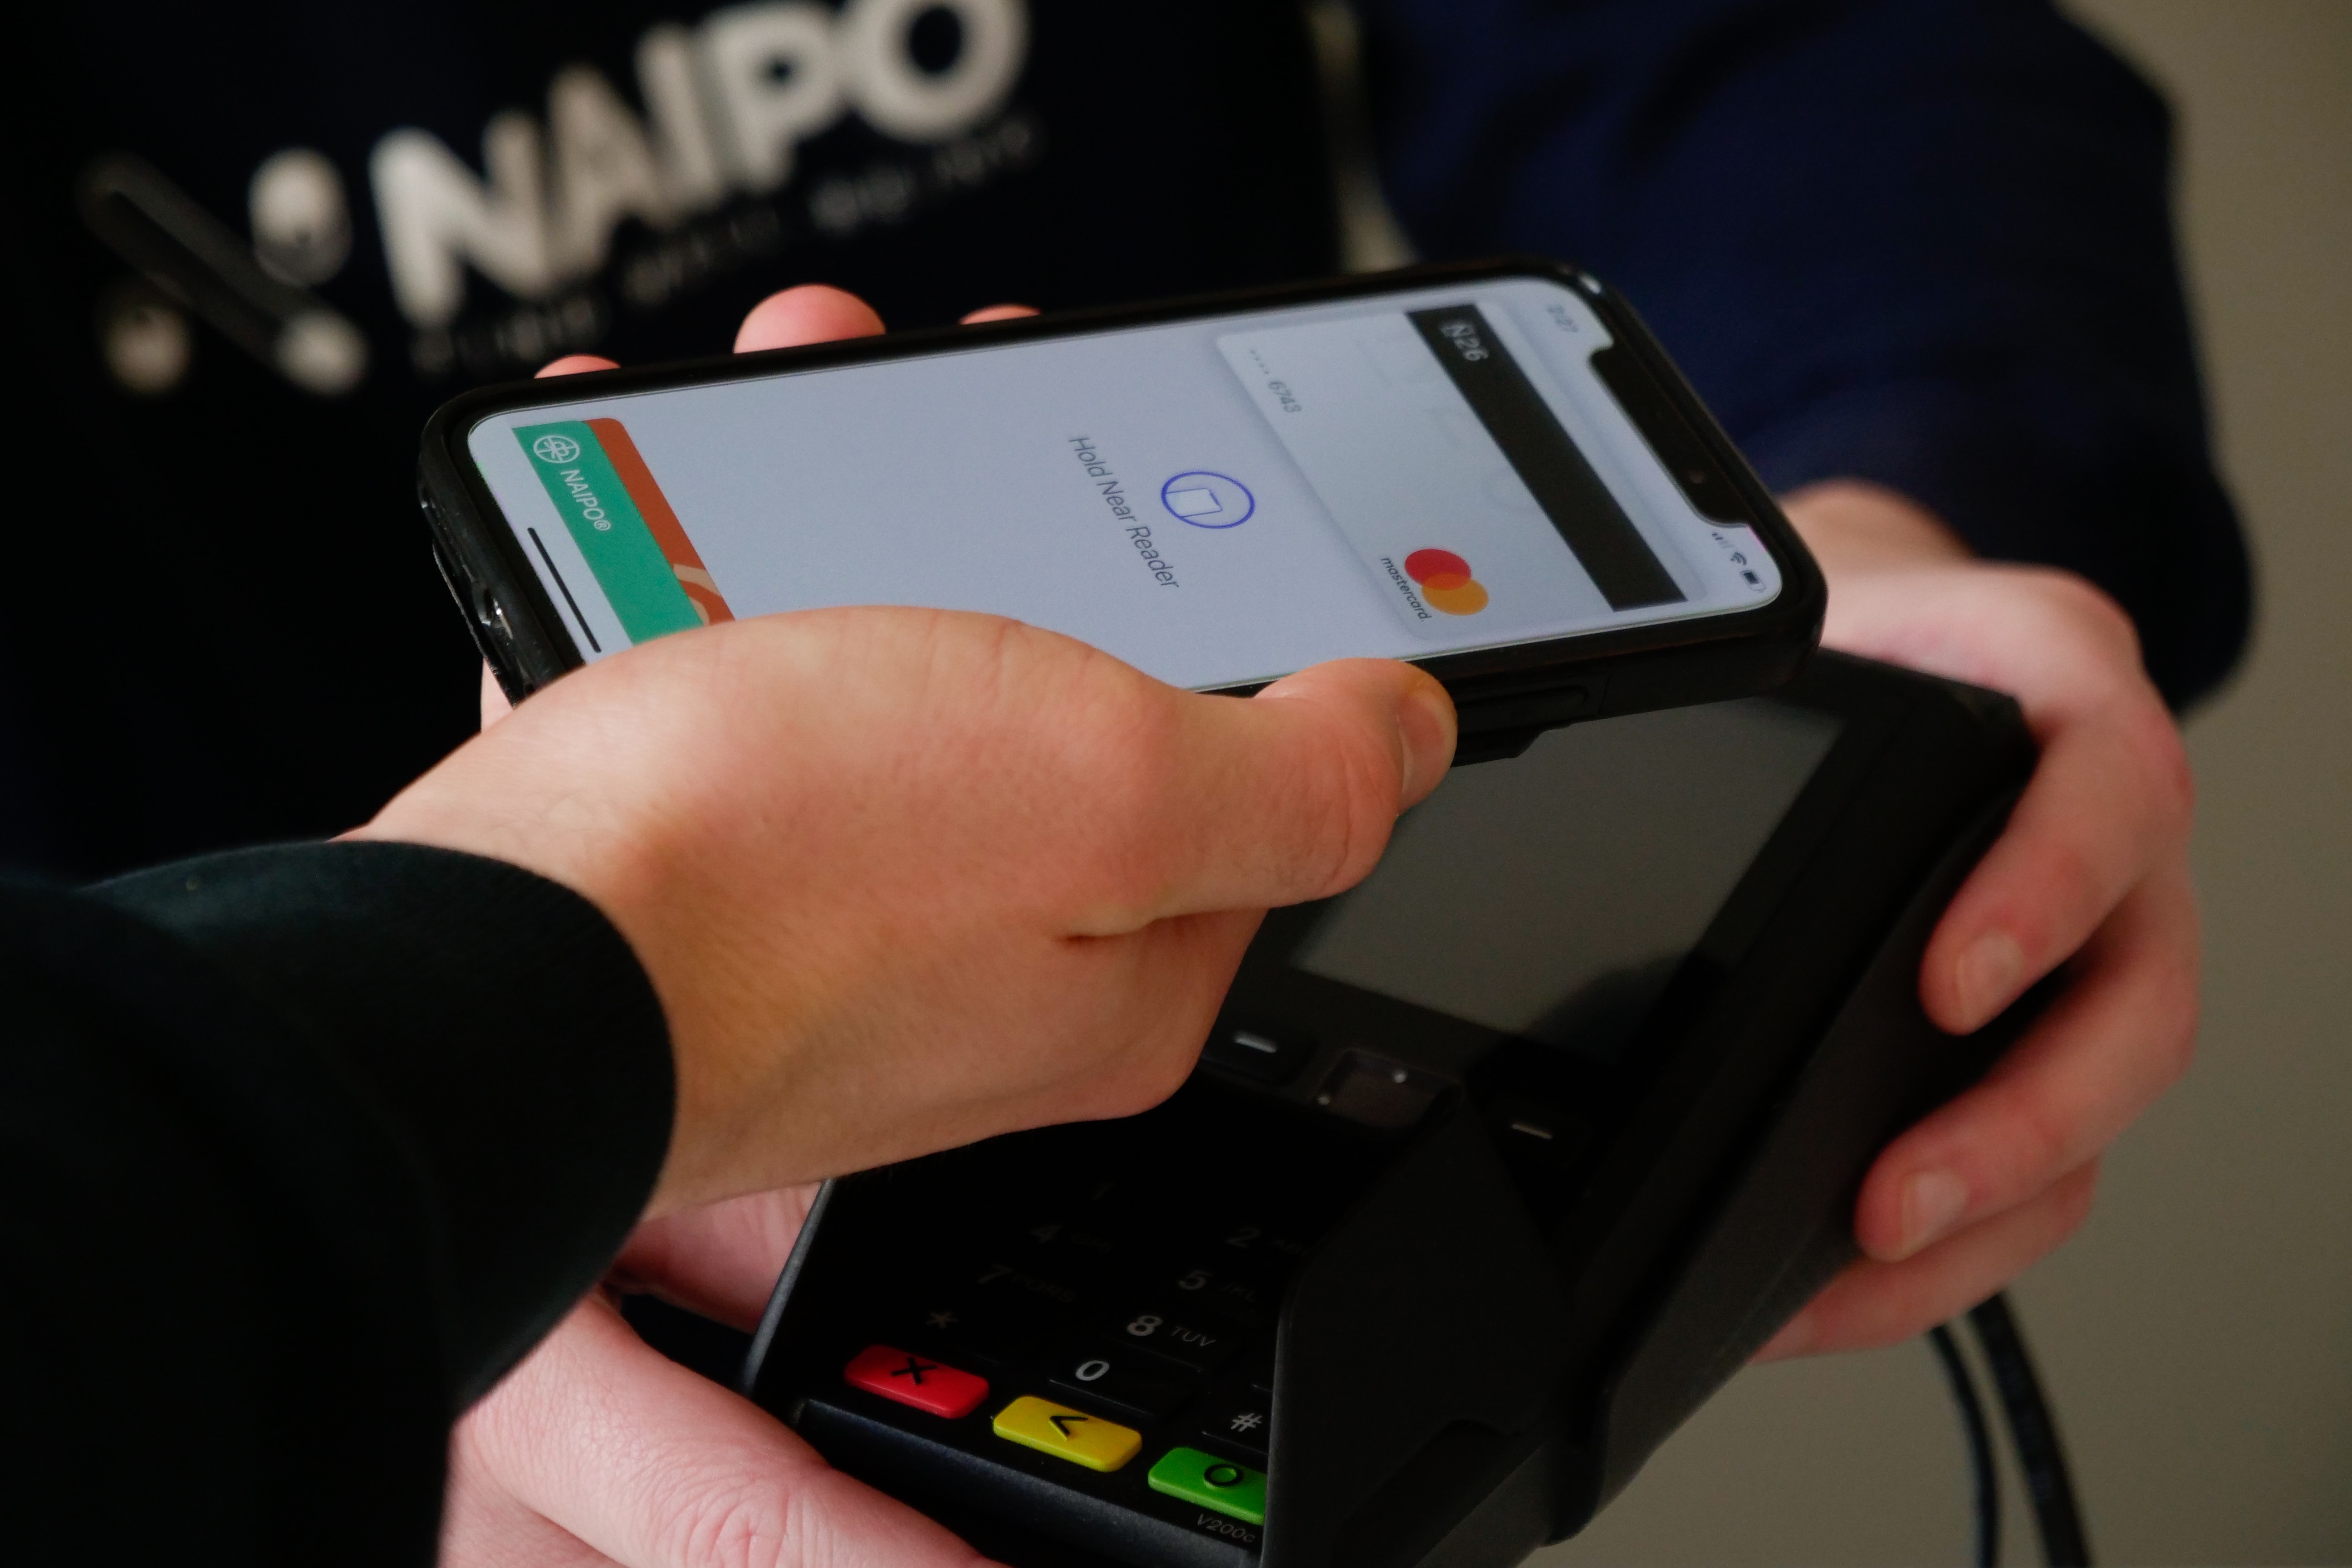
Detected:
[1107,658,1453,926]
[1253,658,1455,812]
[461,1294,995,1568]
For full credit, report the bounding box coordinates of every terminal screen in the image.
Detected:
[1292,699,1842,1061]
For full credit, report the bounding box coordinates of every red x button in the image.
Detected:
[843,1343,990,1419]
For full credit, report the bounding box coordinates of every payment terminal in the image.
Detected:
[741,650,2039,1568]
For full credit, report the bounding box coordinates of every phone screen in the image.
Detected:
[466,276,1782,691]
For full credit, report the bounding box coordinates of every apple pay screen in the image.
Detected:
[467,277,1782,691]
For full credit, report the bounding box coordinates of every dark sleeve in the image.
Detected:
[1357,0,2251,707]
[0,841,671,1567]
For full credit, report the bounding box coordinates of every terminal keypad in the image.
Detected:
[801,1081,1384,1553]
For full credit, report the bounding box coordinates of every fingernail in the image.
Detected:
[1896,1169,1970,1259]
[1954,930,2025,1030]
[1396,684,1457,805]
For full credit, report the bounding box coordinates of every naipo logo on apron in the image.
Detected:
[83,0,1032,397]
[372,0,1034,328]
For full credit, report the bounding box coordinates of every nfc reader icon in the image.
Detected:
[1161,471,1255,529]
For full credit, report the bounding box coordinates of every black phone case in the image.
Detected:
[416,258,1825,753]
[739,652,2040,1568]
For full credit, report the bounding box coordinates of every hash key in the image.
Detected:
[1193,1387,1271,1459]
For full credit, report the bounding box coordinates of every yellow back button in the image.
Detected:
[992,1395,1143,1473]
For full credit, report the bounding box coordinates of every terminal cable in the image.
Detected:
[1967,1293,2091,1566]
[1928,1321,2001,1567]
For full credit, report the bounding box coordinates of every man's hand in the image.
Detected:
[1759,480,2200,1356]
[360,282,1454,1216]
[407,599,1458,1218]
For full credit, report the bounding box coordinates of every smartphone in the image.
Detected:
[420,259,1823,752]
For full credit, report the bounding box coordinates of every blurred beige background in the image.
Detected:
[1529,2,2352,1563]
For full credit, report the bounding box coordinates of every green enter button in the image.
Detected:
[1147,1446,1267,1525]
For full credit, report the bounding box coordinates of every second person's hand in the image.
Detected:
[440,1189,960,1568]
[1761,480,2200,1355]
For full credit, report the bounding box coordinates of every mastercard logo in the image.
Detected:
[1404,549,1490,615]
